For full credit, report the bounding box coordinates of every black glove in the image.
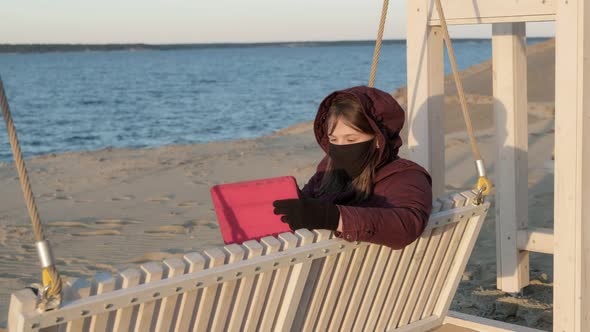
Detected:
[272,198,340,231]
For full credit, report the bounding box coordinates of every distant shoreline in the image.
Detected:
[0,37,551,54]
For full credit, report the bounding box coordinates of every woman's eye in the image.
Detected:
[346,139,356,143]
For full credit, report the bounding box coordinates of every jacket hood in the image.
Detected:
[314,85,405,169]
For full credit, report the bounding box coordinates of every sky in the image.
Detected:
[0,0,555,44]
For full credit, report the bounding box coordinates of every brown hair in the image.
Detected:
[318,95,380,203]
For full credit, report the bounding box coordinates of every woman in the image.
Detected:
[273,86,432,250]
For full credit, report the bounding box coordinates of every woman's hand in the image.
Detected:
[272,198,340,231]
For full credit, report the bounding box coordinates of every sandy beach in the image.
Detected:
[0,39,555,330]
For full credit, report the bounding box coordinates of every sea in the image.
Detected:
[0,39,549,162]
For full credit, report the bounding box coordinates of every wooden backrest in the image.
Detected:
[8,190,489,332]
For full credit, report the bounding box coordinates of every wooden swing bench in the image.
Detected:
[9,190,489,332]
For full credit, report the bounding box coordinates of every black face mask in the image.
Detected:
[329,139,374,179]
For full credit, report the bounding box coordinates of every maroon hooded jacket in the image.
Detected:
[300,86,433,250]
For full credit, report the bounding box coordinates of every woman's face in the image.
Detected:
[328,119,375,145]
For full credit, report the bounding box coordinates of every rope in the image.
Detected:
[433,0,491,197]
[368,0,390,88]
[0,77,62,307]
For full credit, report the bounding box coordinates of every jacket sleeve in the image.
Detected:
[299,171,323,199]
[299,157,328,199]
[333,169,433,250]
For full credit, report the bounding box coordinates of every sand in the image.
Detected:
[0,39,555,330]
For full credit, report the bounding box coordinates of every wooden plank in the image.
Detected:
[492,22,530,293]
[293,229,332,331]
[444,310,546,332]
[406,0,445,197]
[398,197,448,327]
[61,278,91,332]
[387,229,435,329]
[410,197,457,323]
[517,228,554,254]
[21,237,366,330]
[363,247,403,331]
[192,248,226,332]
[351,244,391,331]
[173,252,205,332]
[433,192,488,317]
[154,258,186,332]
[422,193,469,318]
[428,0,556,25]
[273,229,316,331]
[88,272,116,332]
[374,239,418,331]
[225,240,263,331]
[258,232,299,331]
[327,243,369,330]
[314,243,356,331]
[554,0,590,330]
[134,262,164,332]
[242,236,281,332]
[339,243,382,331]
[8,289,37,332]
[210,244,245,332]
[111,268,141,332]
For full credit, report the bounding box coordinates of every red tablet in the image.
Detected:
[210,176,299,245]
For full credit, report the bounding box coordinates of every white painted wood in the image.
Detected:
[387,228,435,329]
[314,243,355,331]
[242,236,281,332]
[154,258,186,332]
[210,244,244,332]
[406,0,445,197]
[433,192,488,317]
[398,198,447,327]
[111,268,141,332]
[422,193,468,318]
[411,197,456,323]
[327,243,369,331]
[8,289,37,332]
[293,229,332,330]
[364,247,403,331]
[428,0,555,26]
[192,248,225,332]
[517,228,554,254]
[392,315,443,332]
[375,240,419,331]
[61,278,91,332]
[430,14,555,25]
[88,272,116,332]
[351,244,391,331]
[554,0,590,330]
[445,310,546,332]
[173,252,205,332]
[226,240,263,332]
[492,22,530,293]
[258,232,298,331]
[340,244,386,331]
[134,262,164,332]
[274,229,316,331]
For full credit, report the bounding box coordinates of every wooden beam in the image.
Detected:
[517,228,554,255]
[407,0,445,197]
[444,311,547,332]
[428,0,555,26]
[492,22,530,293]
[554,0,590,331]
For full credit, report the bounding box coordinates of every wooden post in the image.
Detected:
[554,0,590,331]
[492,22,530,293]
[406,0,445,197]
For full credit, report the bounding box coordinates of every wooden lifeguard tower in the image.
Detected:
[406,0,588,331]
